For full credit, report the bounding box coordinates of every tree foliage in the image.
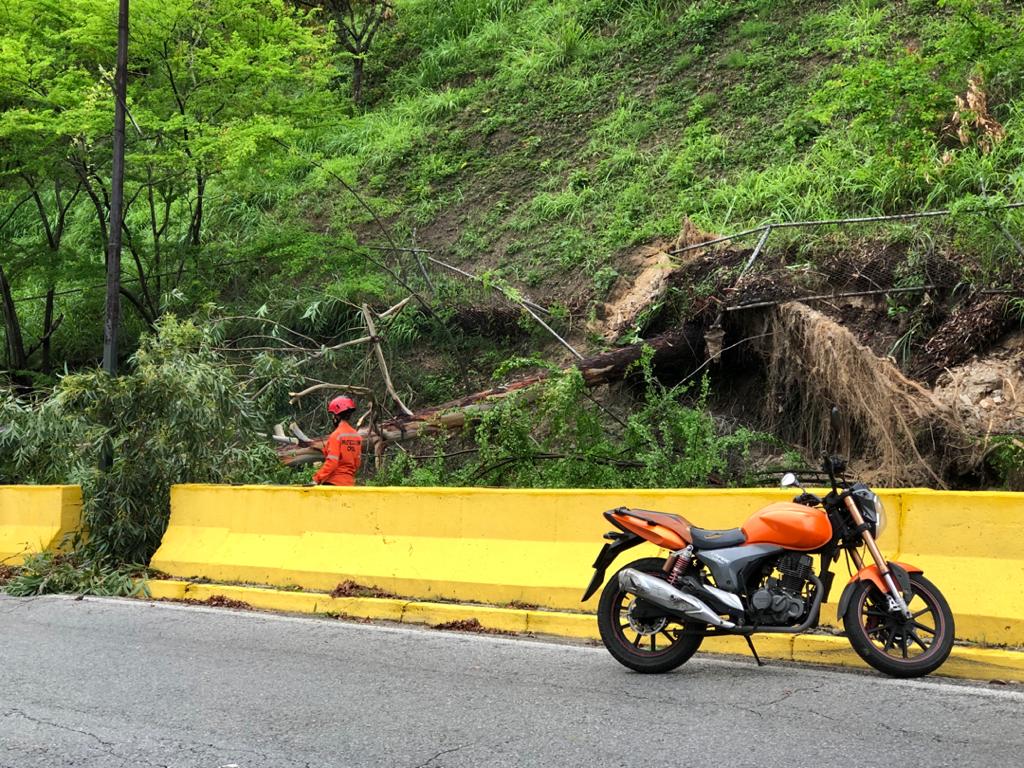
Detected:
[4,0,1024,585]
[373,354,767,490]
[0,0,332,375]
[301,1,395,104]
[1,316,287,563]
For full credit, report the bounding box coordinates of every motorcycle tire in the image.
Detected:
[597,557,705,674]
[842,572,954,678]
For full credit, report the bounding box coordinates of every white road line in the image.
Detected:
[881,675,1024,702]
[30,594,1024,702]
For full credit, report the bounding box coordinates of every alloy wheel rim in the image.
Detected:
[613,585,686,656]
[860,585,941,662]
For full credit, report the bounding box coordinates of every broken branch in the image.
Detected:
[362,303,414,416]
[275,322,706,466]
[288,382,374,405]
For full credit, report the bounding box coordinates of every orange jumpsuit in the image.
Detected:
[313,420,362,486]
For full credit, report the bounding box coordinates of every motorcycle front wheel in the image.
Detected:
[597,557,705,674]
[842,572,954,678]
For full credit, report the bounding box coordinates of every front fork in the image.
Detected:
[843,496,913,619]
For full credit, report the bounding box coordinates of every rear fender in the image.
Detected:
[836,561,922,618]
[581,532,643,602]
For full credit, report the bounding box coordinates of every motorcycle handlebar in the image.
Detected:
[821,452,846,493]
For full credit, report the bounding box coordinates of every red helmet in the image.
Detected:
[327,395,357,415]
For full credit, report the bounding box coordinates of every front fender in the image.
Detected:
[836,561,922,618]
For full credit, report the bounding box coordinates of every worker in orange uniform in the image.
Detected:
[312,396,363,486]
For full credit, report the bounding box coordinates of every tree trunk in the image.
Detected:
[352,56,364,105]
[189,172,205,247]
[0,265,28,371]
[42,287,54,373]
[103,0,129,380]
[275,322,706,465]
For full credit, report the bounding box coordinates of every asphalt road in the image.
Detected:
[1,595,1021,768]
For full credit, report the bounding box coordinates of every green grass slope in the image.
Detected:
[316,0,1024,303]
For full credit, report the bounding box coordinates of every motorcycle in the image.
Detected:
[582,424,955,678]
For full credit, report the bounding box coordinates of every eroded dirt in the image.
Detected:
[431,618,513,635]
[171,595,253,610]
[0,564,17,586]
[932,331,1024,435]
[330,580,400,599]
[591,245,675,341]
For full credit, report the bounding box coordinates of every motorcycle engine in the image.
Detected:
[750,554,813,625]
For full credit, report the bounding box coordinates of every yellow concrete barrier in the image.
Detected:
[892,489,1024,646]
[150,484,1023,646]
[152,485,814,610]
[0,485,82,564]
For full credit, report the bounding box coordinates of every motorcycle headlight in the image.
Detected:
[873,496,887,538]
[853,487,886,539]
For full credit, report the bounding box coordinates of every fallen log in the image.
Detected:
[275,322,706,467]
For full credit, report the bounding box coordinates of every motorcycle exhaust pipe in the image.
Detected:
[618,568,736,629]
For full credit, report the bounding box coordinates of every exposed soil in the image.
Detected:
[450,302,527,340]
[591,244,675,341]
[330,580,400,599]
[431,617,513,635]
[932,331,1024,436]
[172,595,253,610]
[590,225,734,340]
[816,295,905,359]
[917,296,1013,383]
[505,600,541,611]
[324,611,374,624]
[0,564,17,586]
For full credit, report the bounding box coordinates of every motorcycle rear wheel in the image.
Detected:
[597,557,705,674]
[842,572,954,678]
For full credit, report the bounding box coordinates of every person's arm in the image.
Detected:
[313,434,341,484]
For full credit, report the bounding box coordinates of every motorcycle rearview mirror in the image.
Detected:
[780,472,806,494]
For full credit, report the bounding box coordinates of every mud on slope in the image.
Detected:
[582,227,1022,486]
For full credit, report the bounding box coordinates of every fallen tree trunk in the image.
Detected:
[275,322,706,466]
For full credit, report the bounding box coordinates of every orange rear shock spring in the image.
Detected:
[668,545,693,585]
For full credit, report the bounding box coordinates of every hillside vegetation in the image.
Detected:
[2,0,1024,573]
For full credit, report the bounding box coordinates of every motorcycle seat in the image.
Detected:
[618,508,693,541]
[689,526,747,550]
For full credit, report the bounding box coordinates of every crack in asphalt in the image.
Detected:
[161,736,319,768]
[870,718,972,747]
[0,709,311,768]
[412,744,470,768]
[753,683,824,708]
[2,708,119,751]
[0,595,49,614]
[410,736,523,768]
[0,708,170,768]
[5,596,1020,767]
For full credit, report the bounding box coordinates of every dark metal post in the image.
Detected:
[102,0,128,378]
[100,0,128,471]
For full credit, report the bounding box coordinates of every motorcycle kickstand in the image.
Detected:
[744,636,765,667]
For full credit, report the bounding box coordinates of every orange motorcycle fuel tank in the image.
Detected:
[741,502,832,551]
